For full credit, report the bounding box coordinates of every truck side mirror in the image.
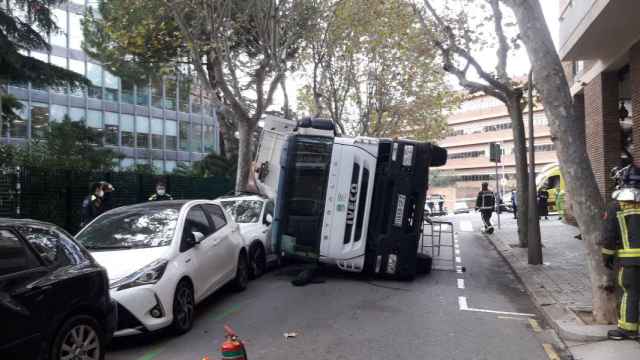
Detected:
[264,213,273,225]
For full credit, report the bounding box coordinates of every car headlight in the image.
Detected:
[110,259,168,291]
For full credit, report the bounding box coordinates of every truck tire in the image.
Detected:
[416,254,432,275]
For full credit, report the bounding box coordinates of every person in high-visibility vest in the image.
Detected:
[475,182,496,234]
[602,162,640,340]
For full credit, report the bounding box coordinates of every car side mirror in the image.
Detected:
[264,213,273,225]
[192,231,205,243]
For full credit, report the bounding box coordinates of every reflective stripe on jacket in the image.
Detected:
[603,201,640,265]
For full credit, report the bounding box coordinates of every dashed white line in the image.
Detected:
[456,256,462,263]
[455,249,461,255]
[457,278,465,289]
[456,266,464,274]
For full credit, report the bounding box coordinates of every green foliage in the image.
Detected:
[82,0,187,82]
[298,0,458,141]
[0,0,88,87]
[0,117,122,171]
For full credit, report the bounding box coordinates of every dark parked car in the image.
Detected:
[0,219,116,360]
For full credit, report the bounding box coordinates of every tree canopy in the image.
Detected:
[296,0,458,141]
[0,0,88,87]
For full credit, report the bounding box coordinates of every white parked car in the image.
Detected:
[75,200,249,337]
[220,194,275,278]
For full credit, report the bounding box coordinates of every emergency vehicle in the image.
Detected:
[255,117,447,279]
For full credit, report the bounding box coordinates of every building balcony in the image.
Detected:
[559,0,640,62]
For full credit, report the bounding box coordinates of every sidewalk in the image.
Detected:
[485,216,640,359]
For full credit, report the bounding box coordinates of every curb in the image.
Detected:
[483,233,613,342]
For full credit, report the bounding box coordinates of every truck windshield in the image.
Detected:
[281,136,333,257]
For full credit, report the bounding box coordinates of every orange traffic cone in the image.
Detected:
[220,325,248,360]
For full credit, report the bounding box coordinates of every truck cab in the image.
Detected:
[269,118,447,279]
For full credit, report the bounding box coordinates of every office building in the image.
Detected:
[4,0,220,173]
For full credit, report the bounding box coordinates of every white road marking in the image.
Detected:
[457,278,465,289]
[454,244,460,249]
[456,266,464,274]
[459,220,474,232]
[497,316,529,321]
[458,296,535,317]
[456,256,462,263]
[455,249,461,255]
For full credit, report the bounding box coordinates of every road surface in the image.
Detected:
[107,213,566,360]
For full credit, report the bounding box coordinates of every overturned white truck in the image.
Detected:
[255,116,447,279]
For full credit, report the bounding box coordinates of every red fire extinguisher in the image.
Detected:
[220,324,248,360]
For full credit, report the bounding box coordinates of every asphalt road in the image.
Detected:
[106,213,565,360]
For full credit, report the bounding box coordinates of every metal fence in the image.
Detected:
[0,168,233,233]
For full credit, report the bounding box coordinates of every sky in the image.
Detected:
[279,1,560,112]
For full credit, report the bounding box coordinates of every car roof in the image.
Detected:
[0,217,59,228]
[218,193,268,201]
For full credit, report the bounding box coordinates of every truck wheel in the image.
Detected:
[416,254,432,275]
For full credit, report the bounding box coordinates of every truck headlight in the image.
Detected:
[110,259,168,291]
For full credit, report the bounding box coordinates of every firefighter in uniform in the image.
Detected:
[476,182,496,234]
[603,163,640,340]
[149,181,173,201]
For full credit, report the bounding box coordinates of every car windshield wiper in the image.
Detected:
[84,245,134,250]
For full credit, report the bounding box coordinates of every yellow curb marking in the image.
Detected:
[529,318,542,333]
[542,343,560,360]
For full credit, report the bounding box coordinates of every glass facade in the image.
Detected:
[4,2,220,173]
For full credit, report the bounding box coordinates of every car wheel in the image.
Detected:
[50,315,105,360]
[249,242,267,279]
[232,253,249,291]
[171,280,195,335]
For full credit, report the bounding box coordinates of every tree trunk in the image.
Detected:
[236,118,257,192]
[504,0,617,323]
[508,95,529,248]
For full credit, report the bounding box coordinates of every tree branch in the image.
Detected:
[488,0,510,83]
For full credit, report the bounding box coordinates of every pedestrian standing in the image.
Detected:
[602,162,640,340]
[511,190,517,219]
[537,187,549,220]
[99,181,115,212]
[476,182,496,234]
[80,182,105,228]
[149,181,173,201]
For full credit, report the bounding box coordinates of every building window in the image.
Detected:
[87,62,102,99]
[136,82,149,106]
[69,59,85,97]
[50,56,68,93]
[151,117,163,149]
[10,101,28,138]
[104,112,119,145]
[458,174,496,182]
[192,122,202,152]
[121,79,134,104]
[448,150,485,160]
[120,157,134,170]
[192,95,202,114]
[135,116,149,148]
[31,102,49,138]
[30,52,48,91]
[68,12,83,50]
[178,78,190,112]
[121,114,134,147]
[50,8,67,48]
[50,104,68,123]
[104,71,119,102]
[69,107,85,122]
[86,110,102,129]
[534,144,555,152]
[151,78,163,109]
[448,129,464,137]
[166,78,177,111]
[165,160,177,173]
[153,160,164,174]
[179,121,189,151]
[166,120,177,150]
[482,122,512,133]
[204,124,215,152]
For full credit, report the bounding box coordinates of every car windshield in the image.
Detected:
[221,200,263,223]
[76,204,181,250]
